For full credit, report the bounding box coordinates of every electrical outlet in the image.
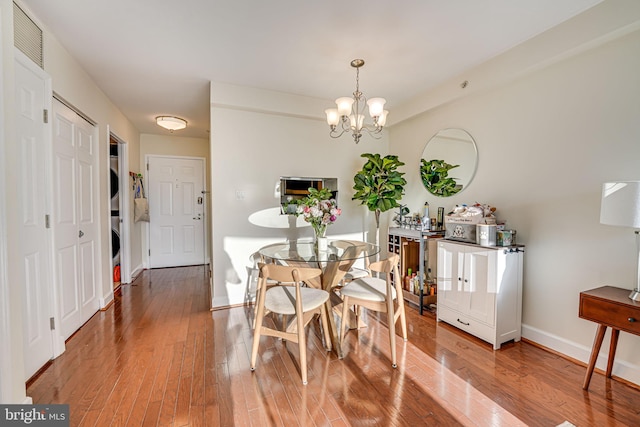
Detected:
[235,190,245,200]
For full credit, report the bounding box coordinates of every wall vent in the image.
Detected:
[13,2,43,69]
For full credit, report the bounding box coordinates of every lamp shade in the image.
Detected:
[600,181,640,228]
[156,116,187,131]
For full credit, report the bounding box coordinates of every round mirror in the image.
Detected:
[420,128,478,197]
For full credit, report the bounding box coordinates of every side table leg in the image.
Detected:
[606,329,620,378]
[583,324,607,390]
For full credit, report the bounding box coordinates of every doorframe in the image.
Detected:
[0,12,13,401]
[144,154,208,268]
[108,129,131,285]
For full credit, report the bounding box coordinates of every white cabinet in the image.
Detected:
[436,240,523,349]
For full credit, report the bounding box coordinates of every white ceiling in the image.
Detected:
[20,0,602,139]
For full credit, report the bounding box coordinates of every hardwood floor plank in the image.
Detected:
[26,265,640,426]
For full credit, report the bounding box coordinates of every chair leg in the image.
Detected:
[398,299,408,342]
[387,297,397,368]
[320,305,332,352]
[340,296,350,352]
[297,311,308,385]
[250,299,266,371]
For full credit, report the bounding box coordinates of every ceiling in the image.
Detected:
[20,0,602,139]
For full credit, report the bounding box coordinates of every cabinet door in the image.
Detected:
[465,248,497,326]
[437,241,465,310]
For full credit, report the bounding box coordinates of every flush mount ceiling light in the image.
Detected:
[156,116,187,132]
[325,59,387,144]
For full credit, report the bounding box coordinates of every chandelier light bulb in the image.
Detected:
[377,110,389,127]
[325,109,340,126]
[367,98,386,117]
[336,97,354,117]
[350,114,364,131]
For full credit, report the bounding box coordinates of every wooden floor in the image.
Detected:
[27,266,640,426]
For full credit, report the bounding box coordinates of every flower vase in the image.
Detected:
[314,227,328,251]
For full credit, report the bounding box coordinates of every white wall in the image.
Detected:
[210,83,389,308]
[390,26,640,385]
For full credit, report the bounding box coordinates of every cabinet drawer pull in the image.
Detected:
[629,317,637,323]
[457,318,470,326]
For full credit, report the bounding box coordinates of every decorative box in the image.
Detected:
[444,216,478,243]
[476,224,497,246]
[497,230,516,246]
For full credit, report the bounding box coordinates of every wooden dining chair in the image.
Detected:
[339,253,407,368]
[331,240,371,288]
[250,263,332,385]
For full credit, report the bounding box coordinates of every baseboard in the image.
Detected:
[522,324,640,387]
[22,396,33,404]
[131,263,144,280]
[99,292,114,310]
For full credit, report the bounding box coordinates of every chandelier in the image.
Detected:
[325,59,388,144]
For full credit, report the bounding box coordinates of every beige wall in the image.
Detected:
[390,25,640,386]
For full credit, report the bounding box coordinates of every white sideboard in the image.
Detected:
[436,240,524,349]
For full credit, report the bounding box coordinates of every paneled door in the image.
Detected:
[14,50,55,379]
[148,156,205,268]
[51,98,100,340]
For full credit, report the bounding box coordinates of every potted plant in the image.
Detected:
[352,153,407,254]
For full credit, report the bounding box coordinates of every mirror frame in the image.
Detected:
[420,128,478,197]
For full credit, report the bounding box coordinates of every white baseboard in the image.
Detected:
[130,263,144,281]
[23,396,33,404]
[99,292,114,310]
[522,324,640,386]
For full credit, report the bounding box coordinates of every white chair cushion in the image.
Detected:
[265,286,330,315]
[340,277,396,302]
[343,267,370,281]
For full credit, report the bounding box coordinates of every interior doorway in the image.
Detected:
[109,133,131,286]
[147,155,206,268]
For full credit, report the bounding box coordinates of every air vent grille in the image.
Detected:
[13,2,43,68]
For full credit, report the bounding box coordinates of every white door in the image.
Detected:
[51,98,100,340]
[437,241,464,311]
[465,249,497,326]
[14,50,55,379]
[148,156,205,268]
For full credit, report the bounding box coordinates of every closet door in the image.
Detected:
[15,50,55,379]
[52,99,100,340]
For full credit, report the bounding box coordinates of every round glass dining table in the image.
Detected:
[258,239,379,265]
[257,239,379,357]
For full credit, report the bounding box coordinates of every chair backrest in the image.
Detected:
[258,263,322,285]
[368,253,400,275]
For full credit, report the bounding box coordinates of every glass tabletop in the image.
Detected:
[258,240,379,263]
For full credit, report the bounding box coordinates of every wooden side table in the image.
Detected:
[579,286,640,390]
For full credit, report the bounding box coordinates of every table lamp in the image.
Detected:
[600,181,640,301]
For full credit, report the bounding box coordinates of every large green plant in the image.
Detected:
[352,153,407,249]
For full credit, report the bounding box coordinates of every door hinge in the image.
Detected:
[43,109,49,124]
[45,214,50,229]
[49,317,55,330]
[149,249,151,256]
[146,163,149,171]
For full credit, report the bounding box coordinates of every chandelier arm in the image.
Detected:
[359,125,383,138]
